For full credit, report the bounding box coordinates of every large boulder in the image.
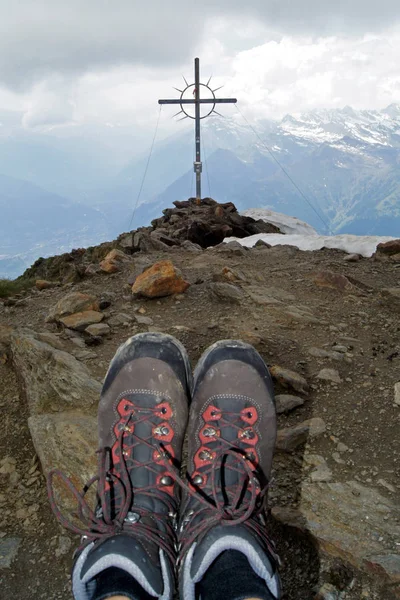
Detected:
[11,331,101,414]
[46,292,99,323]
[29,412,98,511]
[375,239,400,257]
[272,481,400,585]
[59,310,104,331]
[99,249,130,273]
[132,260,190,298]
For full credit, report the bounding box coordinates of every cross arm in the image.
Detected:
[158,98,237,105]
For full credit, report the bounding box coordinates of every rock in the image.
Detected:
[308,347,343,361]
[316,368,342,383]
[99,248,130,274]
[133,232,169,252]
[180,240,203,253]
[395,383,400,407]
[275,394,305,414]
[108,313,133,327]
[272,481,400,585]
[376,239,400,257]
[0,537,21,568]
[337,442,349,453]
[85,323,111,337]
[215,240,247,256]
[381,288,400,310]
[209,282,244,303]
[343,253,361,262]
[36,332,65,351]
[312,271,354,292]
[11,331,101,414]
[315,583,345,599]
[35,279,57,290]
[332,345,347,353]
[276,418,326,451]
[132,260,190,298]
[55,535,72,558]
[254,239,271,249]
[247,286,295,305]
[377,478,396,493]
[221,267,247,283]
[84,263,102,277]
[28,412,98,511]
[134,315,154,326]
[127,257,154,286]
[270,365,309,395]
[305,455,333,482]
[59,310,104,332]
[47,292,99,323]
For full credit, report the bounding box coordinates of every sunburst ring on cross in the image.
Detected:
[179,83,216,119]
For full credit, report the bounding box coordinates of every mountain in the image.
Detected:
[0,173,109,278]
[1,104,400,278]
[108,105,400,235]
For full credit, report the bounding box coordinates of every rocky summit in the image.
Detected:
[0,198,399,600]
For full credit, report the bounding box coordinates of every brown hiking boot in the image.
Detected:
[48,333,192,600]
[177,340,281,599]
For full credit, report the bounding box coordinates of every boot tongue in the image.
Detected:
[187,524,279,598]
[80,535,164,597]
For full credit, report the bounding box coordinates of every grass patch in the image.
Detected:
[0,278,34,298]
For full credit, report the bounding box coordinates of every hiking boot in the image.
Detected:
[48,333,192,600]
[178,340,281,599]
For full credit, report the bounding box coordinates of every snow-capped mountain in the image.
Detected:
[117,105,400,236]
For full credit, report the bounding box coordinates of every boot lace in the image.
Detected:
[47,400,178,563]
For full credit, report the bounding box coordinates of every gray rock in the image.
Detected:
[275,394,305,414]
[276,417,326,451]
[270,365,309,395]
[135,315,154,326]
[11,331,101,414]
[29,412,98,512]
[215,240,247,255]
[209,282,244,303]
[108,313,134,327]
[308,347,343,361]
[316,368,342,383]
[0,537,21,568]
[344,253,361,262]
[55,535,72,558]
[272,481,400,584]
[180,240,203,253]
[254,239,271,249]
[305,455,333,482]
[85,323,111,337]
[395,382,400,407]
[315,583,345,599]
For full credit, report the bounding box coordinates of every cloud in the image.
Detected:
[228,32,400,119]
[21,77,76,129]
[1,0,400,90]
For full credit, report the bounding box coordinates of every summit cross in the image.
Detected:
[158,57,237,201]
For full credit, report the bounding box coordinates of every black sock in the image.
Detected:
[196,550,276,600]
[92,566,155,600]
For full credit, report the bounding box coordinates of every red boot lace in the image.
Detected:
[47,398,178,563]
[167,403,278,564]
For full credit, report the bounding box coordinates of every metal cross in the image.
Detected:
[158,57,237,201]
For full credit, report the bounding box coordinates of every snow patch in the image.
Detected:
[242,209,318,236]
[226,233,396,258]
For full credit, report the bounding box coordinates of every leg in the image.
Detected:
[178,340,281,600]
[48,333,192,600]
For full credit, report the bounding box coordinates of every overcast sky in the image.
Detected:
[1,0,400,133]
